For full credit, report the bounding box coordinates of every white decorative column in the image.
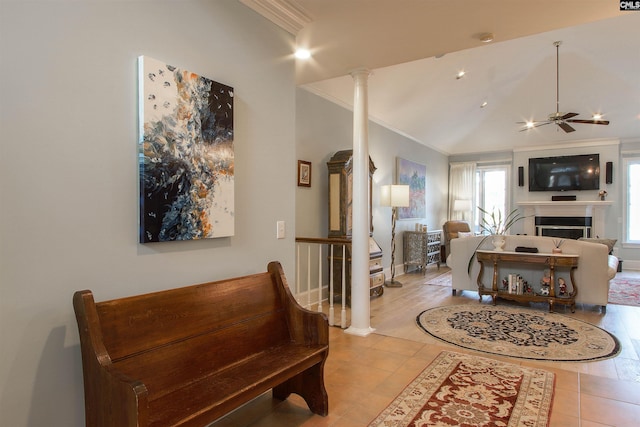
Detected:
[346,69,375,337]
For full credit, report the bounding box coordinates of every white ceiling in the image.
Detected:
[241,1,640,155]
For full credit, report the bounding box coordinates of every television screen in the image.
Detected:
[529,154,600,192]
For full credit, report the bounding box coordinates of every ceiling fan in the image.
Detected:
[518,41,610,133]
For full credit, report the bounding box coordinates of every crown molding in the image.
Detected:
[238,0,311,35]
[512,138,620,153]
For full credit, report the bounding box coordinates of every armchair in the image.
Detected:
[442,220,471,262]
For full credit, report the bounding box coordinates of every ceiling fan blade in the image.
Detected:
[519,121,552,131]
[558,122,576,133]
[566,119,610,125]
[533,121,552,128]
[561,112,579,120]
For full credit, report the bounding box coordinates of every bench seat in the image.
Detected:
[74,261,329,427]
[145,344,327,427]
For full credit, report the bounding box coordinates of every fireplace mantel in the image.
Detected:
[516,200,613,238]
[517,201,613,208]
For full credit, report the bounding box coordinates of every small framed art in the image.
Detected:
[298,160,312,187]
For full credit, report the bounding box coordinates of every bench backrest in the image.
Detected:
[94,271,290,363]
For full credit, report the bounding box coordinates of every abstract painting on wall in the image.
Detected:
[397,157,426,219]
[138,56,234,242]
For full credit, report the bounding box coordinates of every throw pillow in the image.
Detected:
[458,231,474,238]
[579,237,617,254]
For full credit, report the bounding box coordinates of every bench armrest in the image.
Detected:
[74,290,150,427]
[268,262,329,347]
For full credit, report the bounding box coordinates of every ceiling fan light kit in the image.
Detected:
[519,40,610,133]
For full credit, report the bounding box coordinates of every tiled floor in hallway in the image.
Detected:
[210,267,640,426]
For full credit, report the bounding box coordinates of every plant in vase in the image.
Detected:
[478,206,524,235]
[478,206,525,251]
[467,207,526,274]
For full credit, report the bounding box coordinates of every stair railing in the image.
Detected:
[295,237,351,328]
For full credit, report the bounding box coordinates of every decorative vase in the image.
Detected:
[552,247,562,254]
[492,235,506,251]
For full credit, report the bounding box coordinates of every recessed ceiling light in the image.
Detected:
[294,48,311,60]
[456,70,466,79]
[526,121,535,128]
[480,101,488,108]
[593,113,603,120]
[479,32,494,43]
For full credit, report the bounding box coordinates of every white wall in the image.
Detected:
[512,139,620,237]
[513,140,619,204]
[0,1,296,425]
[295,88,449,277]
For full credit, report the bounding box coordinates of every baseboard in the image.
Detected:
[384,263,405,280]
[619,259,640,271]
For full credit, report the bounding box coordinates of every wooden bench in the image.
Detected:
[73,261,329,427]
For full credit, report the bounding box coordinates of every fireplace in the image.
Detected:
[535,216,592,239]
[518,201,611,238]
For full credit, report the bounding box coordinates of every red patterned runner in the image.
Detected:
[369,351,555,427]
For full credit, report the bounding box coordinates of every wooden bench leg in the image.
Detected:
[273,362,328,416]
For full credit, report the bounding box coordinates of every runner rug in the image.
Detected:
[424,271,452,287]
[368,350,555,427]
[417,305,620,362]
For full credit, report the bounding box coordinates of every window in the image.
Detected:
[623,156,640,245]
[475,165,510,234]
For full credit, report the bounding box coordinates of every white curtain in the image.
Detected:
[449,162,476,222]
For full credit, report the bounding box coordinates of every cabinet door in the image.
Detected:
[327,150,376,237]
[329,173,341,234]
[403,232,427,271]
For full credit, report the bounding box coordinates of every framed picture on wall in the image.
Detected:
[138,56,235,242]
[396,157,426,219]
[298,160,312,187]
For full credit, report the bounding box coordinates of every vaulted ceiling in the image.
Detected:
[240,0,640,155]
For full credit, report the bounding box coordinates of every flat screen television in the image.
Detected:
[529,154,600,192]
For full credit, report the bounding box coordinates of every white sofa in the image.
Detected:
[448,235,618,310]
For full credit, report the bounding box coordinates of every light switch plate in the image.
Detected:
[277,221,285,239]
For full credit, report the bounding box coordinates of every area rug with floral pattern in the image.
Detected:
[416,305,620,362]
[368,350,555,427]
[608,273,640,307]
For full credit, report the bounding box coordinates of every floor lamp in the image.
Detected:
[381,185,410,287]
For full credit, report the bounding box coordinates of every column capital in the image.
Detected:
[349,68,371,80]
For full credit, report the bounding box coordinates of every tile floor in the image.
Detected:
[210,268,640,427]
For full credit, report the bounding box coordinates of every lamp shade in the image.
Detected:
[453,199,471,212]
[380,185,410,207]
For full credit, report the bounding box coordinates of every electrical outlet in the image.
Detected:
[276,221,285,239]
